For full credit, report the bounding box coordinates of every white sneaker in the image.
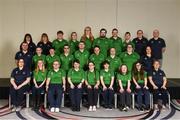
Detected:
[92,106,96,111]
[50,107,55,112]
[15,106,21,111]
[89,106,93,111]
[126,106,130,110]
[55,108,59,112]
[12,106,16,112]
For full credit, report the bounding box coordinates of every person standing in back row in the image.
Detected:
[132,30,148,56]
[52,31,68,56]
[148,29,166,66]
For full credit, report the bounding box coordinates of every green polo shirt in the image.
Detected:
[32,54,46,68]
[85,71,99,85]
[47,69,65,84]
[92,37,110,58]
[132,72,147,84]
[117,72,131,87]
[100,69,114,85]
[59,53,74,73]
[74,50,89,69]
[69,40,79,54]
[89,53,105,71]
[46,55,60,71]
[52,39,68,56]
[122,40,135,52]
[106,56,122,72]
[33,70,47,82]
[68,68,85,84]
[109,37,123,56]
[80,37,92,51]
[120,52,140,71]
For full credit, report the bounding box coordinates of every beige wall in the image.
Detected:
[0,0,179,78]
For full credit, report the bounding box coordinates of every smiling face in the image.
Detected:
[127,44,133,53]
[71,32,77,40]
[125,33,131,40]
[146,46,151,54]
[18,59,24,68]
[37,60,44,69]
[100,30,106,37]
[112,30,118,37]
[21,43,28,51]
[153,61,160,70]
[103,63,109,69]
[110,48,116,56]
[57,33,63,40]
[94,47,100,55]
[49,49,55,55]
[25,35,31,43]
[135,62,142,71]
[153,29,159,38]
[53,61,60,70]
[64,45,70,53]
[137,30,143,38]
[121,65,128,74]
[85,27,91,36]
[36,47,42,55]
[88,62,95,70]
[73,62,80,69]
[79,42,85,49]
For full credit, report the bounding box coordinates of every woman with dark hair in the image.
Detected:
[23,33,36,54]
[10,59,31,111]
[81,26,94,52]
[85,61,100,111]
[116,64,131,111]
[68,60,85,111]
[32,60,47,109]
[140,46,154,73]
[37,33,52,55]
[132,61,150,111]
[100,60,114,109]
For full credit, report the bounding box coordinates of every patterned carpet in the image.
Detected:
[0,100,180,120]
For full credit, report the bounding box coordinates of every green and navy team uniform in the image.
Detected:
[89,53,105,71]
[109,37,123,56]
[59,53,74,74]
[85,70,100,106]
[45,55,60,71]
[148,69,168,105]
[68,68,85,111]
[10,67,31,107]
[32,70,47,107]
[47,69,65,108]
[69,40,79,54]
[120,52,140,71]
[117,72,131,108]
[52,39,68,56]
[74,50,89,70]
[132,37,148,56]
[81,37,92,52]
[122,40,135,52]
[32,54,46,70]
[100,69,114,108]
[37,41,52,55]
[132,72,150,108]
[106,56,122,73]
[92,37,110,58]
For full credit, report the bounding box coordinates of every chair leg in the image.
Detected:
[44,93,47,108]
[97,93,100,108]
[132,93,135,109]
[9,94,11,109]
[26,93,30,108]
[168,93,171,109]
[114,93,117,109]
[61,93,64,108]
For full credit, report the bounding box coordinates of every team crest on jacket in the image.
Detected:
[153,72,156,75]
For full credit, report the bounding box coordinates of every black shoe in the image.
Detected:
[138,107,144,112]
[108,105,113,110]
[71,106,76,111]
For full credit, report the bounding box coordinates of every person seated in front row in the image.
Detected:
[46,60,66,112]
[10,58,30,111]
[148,60,168,110]
[116,64,132,111]
[132,61,150,111]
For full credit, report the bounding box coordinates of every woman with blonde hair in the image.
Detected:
[32,59,47,109]
[81,26,94,52]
